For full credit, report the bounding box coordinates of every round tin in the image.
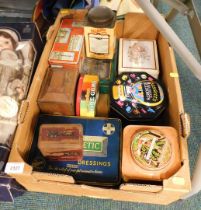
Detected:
[111,72,166,122]
[131,129,172,170]
[76,76,84,116]
[79,75,99,117]
[122,125,181,181]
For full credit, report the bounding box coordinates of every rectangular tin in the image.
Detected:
[29,115,122,186]
[38,124,83,161]
[48,19,84,68]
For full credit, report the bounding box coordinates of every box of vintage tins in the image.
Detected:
[29,115,121,186]
[6,10,191,205]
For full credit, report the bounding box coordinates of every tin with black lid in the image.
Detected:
[84,6,116,60]
[110,72,167,122]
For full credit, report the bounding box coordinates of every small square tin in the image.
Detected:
[118,39,159,78]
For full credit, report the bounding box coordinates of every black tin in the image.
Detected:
[111,72,167,122]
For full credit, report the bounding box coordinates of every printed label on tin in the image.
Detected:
[89,34,109,54]
[83,136,108,157]
[80,75,99,117]
[68,35,83,52]
[40,127,80,141]
[55,28,71,43]
[122,40,156,69]
[131,130,171,170]
[49,51,75,61]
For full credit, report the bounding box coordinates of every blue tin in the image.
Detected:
[29,114,122,186]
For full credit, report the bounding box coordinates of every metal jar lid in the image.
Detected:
[87,6,116,28]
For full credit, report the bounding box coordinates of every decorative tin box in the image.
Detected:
[29,115,122,186]
[80,42,118,94]
[84,6,116,60]
[76,75,99,117]
[38,124,83,161]
[122,125,181,181]
[118,38,159,78]
[38,68,79,116]
[48,18,84,68]
[111,72,167,122]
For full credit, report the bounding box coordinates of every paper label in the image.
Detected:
[5,162,24,174]
[89,34,109,54]
[68,35,83,52]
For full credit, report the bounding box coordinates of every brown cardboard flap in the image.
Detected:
[46,25,56,41]
[18,100,29,124]
[32,171,75,184]
[123,13,159,39]
[120,183,163,193]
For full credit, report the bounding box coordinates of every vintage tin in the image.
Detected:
[80,42,118,94]
[38,124,83,161]
[122,125,181,181]
[38,68,79,116]
[48,18,84,68]
[29,115,122,186]
[110,72,166,122]
[118,39,159,79]
[84,6,116,59]
[76,75,99,117]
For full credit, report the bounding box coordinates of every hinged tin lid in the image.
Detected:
[87,6,116,28]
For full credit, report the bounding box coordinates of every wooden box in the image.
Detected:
[37,67,79,116]
[6,10,191,205]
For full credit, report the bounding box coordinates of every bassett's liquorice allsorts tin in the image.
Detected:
[29,115,122,186]
[111,72,166,122]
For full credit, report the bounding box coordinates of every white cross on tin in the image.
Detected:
[102,123,115,135]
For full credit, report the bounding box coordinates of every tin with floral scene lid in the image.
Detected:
[111,72,167,122]
[122,125,181,181]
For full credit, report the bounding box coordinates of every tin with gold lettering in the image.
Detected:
[29,115,122,186]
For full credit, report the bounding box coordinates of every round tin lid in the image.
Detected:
[130,129,172,170]
[87,6,115,27]
[111,72,166,121]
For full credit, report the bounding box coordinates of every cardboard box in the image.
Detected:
[6,10,191,205]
